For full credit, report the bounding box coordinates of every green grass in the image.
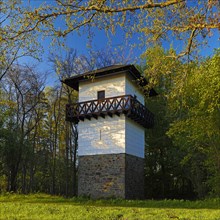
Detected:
[0,194,219,220]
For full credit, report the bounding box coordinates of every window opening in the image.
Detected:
[97,90,105,100]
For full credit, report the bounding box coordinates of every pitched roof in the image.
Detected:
[62,64,157,96]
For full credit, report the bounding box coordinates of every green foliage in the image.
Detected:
[0,1,42,80]
[143,47,220,199]
[167,50,220,197]
[143,47,194,199]
[0,64,78,195]
[145,95,194,199]
[142,45,181,91]
[1,0,219,67]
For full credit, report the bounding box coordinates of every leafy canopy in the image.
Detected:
[1,0,219,60]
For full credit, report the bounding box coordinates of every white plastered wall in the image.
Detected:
[79,73,126,102]
[78,115,126,156]
[125,75,145,158]
[125,75,144,104]
[78,72,145,158]
[125,118,145,158]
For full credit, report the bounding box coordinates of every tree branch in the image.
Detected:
[75,0,184,13]
[3,0,183,40]
[168,28,197,59]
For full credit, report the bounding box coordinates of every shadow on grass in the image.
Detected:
[1,194,220,210]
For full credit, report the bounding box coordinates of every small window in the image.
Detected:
[97,90,105,100]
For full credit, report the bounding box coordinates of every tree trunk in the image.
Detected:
[65,122,70,197]
[22,164,27,193]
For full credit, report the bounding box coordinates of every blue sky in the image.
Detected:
[25,29,219,86]
[21,0,219,86]
[22,26,146,85]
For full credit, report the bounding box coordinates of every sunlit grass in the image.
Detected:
[0,193,219,219]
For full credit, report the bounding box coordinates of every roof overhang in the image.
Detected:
[61,64,157,97]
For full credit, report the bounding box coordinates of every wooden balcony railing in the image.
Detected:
[66,95,154,128]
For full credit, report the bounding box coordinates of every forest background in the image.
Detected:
[0,0,219,199]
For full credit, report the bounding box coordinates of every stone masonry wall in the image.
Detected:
[125,154,145,199]
[78,154,126,199]
[78,153,145,199]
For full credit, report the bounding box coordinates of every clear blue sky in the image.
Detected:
[21,0,219,86]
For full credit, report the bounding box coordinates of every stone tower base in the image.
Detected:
[78,153,145,199]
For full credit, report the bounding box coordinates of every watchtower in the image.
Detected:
[63,65,156,199]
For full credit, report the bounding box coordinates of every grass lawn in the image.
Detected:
[0,194,219,220]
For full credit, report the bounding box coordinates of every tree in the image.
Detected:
[167,50,220,197]
[1,0,219,60]
[49,47,132,79]
[0,64,45,192]
[143,46,219,198]
[0,1,42,80]
[143,46,195,199]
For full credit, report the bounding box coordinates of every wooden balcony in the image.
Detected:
[66,95,154,128]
